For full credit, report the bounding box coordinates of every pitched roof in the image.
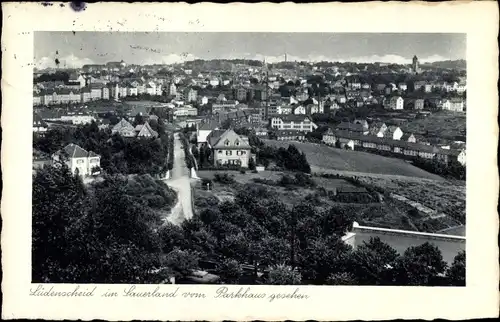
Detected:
[199,119,220,131]
[112,118,135,132]
[211,129,251,150]
[274,114,311,123]
[136,122,159,138]
[333,130,462,155]
[62,143,90,158]
[337,122,366,132]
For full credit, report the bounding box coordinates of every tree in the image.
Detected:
[267,264,302,285]
[159,223,187,253]
[216,259,243,284]
[191,145,200,163]
[248,157,256,170]
[162,248,199,279]
[298,236,352,284]
[446,251,465,286]
[347,237,399,285]
[32,163,88,283]
[326,272,358,285]
[393,242,447,285]
[133,114,145,126]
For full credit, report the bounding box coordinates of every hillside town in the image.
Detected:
[33,47,466,286]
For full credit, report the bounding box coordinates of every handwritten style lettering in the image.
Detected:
[29,285,96,297]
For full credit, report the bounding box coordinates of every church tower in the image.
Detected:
[412,55,420,74]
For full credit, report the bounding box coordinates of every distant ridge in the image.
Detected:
[422,59,466,70]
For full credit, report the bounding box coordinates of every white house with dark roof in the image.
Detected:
[111,118,136,137]
[207,129,252,167]
[52,143,101,177]
[135,122,159,139]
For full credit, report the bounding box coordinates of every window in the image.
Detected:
[77,159,84,164]
[226,150,232,156]
[218,150,222,154]
[224,139,230,146]
[235,140,240,146]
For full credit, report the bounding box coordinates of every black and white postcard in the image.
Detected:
[2,2,498,321]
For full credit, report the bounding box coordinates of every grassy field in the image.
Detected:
[192,169,460,233]
[357,176,465,232]
[263,139,442,180]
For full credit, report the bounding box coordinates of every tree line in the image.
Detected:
[32,164,178,283]
[181,183,465,285]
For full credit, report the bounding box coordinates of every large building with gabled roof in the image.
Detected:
[207,129,252,167]
[52,143,101,177]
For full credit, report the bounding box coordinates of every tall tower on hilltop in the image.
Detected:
[412,55,420,74]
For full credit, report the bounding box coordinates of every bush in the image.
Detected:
[213,173,236,184]
[252,169,258,174]
[240,169,246,174]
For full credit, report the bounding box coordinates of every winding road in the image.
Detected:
[164,132,194,225]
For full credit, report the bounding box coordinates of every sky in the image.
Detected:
[34,32,466,69]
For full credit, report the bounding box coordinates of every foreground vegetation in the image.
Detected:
[32,165,177,283]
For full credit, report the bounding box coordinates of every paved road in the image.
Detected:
[164,132,194,225]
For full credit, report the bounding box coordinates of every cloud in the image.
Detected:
[35,54,95,69]
[34,52,458,70]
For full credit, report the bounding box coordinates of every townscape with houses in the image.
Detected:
[32,33,466,287]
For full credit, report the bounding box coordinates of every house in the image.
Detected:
[398,83,408,91]
[442,98,465,112]
[60,112,96,125]
[67,73,86,88]
[127,84,139,96]
[414,99,425,110]
[293,105,307,115]
[276,130,305,141]
[369,122,388,137]
[184,88,198,102]
[33,112,49,133]
[424,83,434,93]
[254,127,269,138]
[383,125,404,140]
[52,143,101,177]
[173,105,198,117]
[386,96,404,110]
[401,133,417,143]
[80,88,92,103]
[413,81,427,91]
[322,128,336,146]
[233,86,248,102]
[198,96,209,106]
[457,149,466,166]
[337,122,369,135]
[277,105,293,115]
[102,87,110,100]
[146,83,156,96]
[353,119,369,131]
[208,129,252,167]
[88,83,104,100]
[169,83,177,96]
[33,149,52,171]
[197,119,221,146]
[111,118,136,137]
[135,122,159,139]
[270,115,317,133]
